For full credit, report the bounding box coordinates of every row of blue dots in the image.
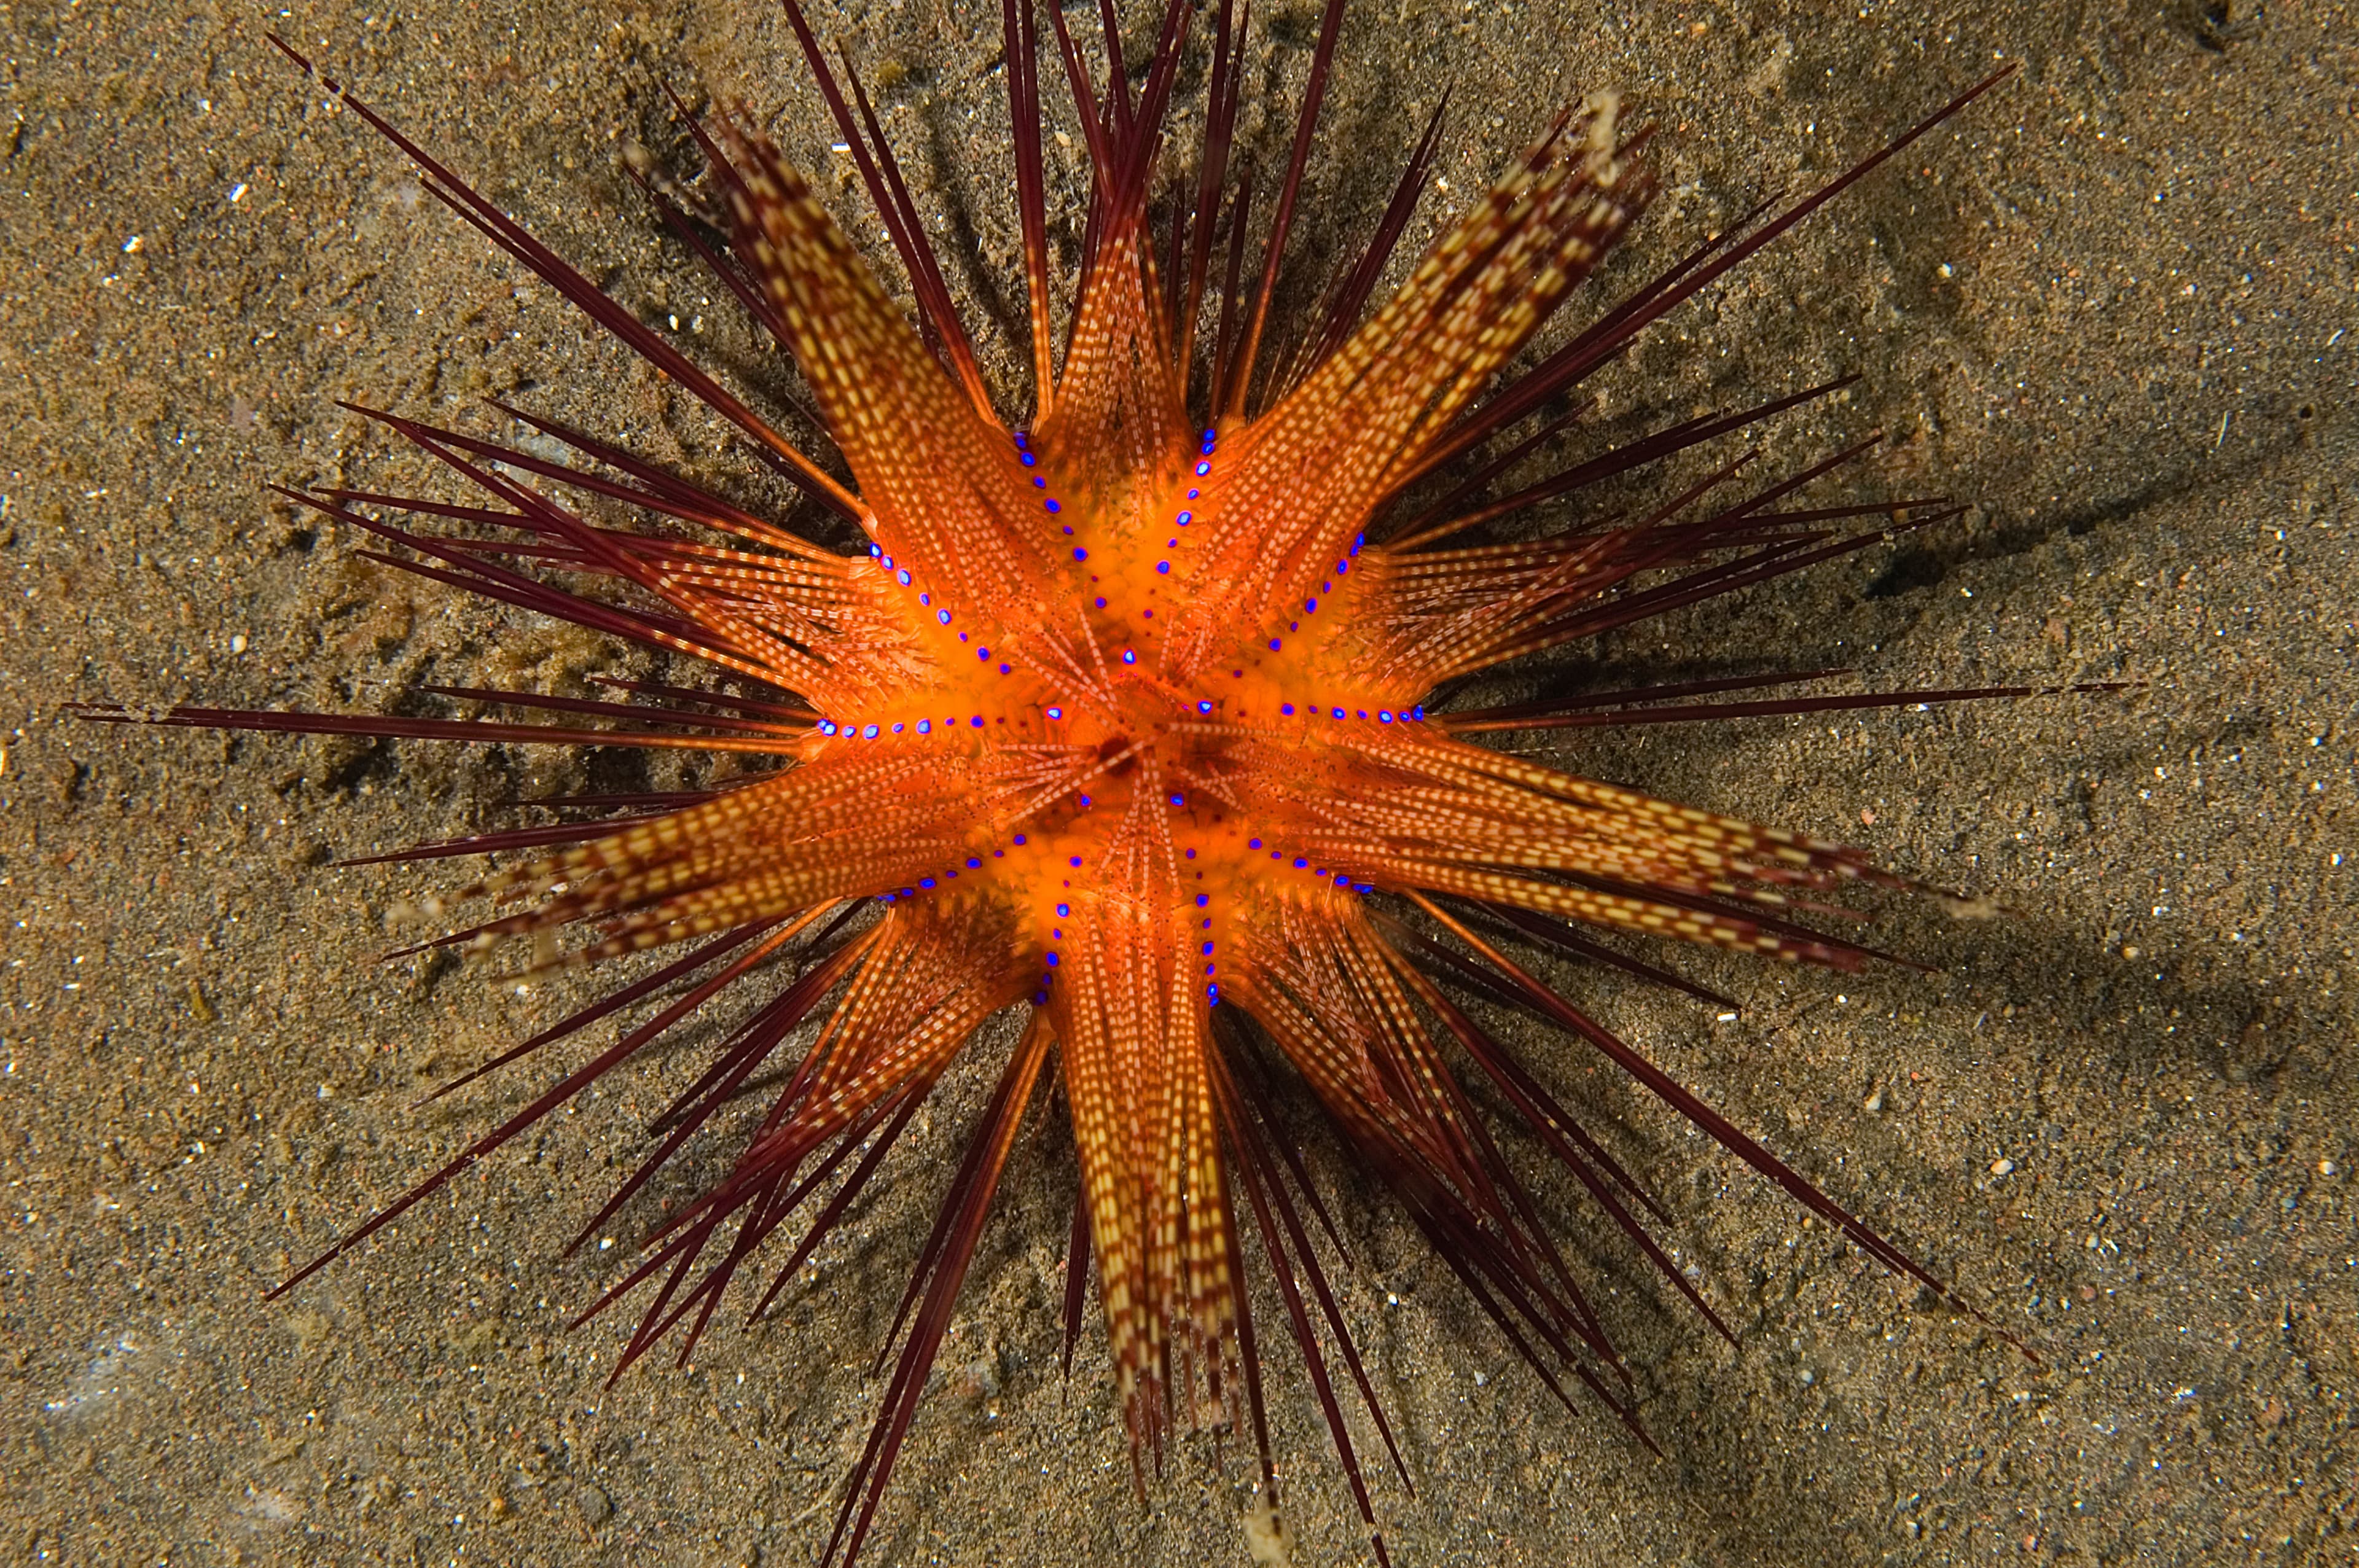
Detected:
[1277,702,1427,725]
[1033,892,1077,1005]
[1288,539,1357,630]
[1189,525,1367,656]
[1241,835,1370,894]
[1171,699,1426,725]
[1013,431,1078,539]
[1028,804,1084,1003]
[878,831,1039,908]
[866,542,958,629]
[1189,731,1218,1002]
[1155,429,1218,576]
[1033,883,1224,1005]
[815,714,992,738]
[1277,542,1363,642]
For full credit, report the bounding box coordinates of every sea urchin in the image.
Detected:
[83,4,2064,1561]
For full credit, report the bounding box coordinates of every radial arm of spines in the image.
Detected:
[1049,873,1238,1453]
[1224,895,1445,1169]
[631,898,1034,1332]
[448,754,1001,970]
[1352,530,1630,686]
[1224,898,1643,1387]
[721,127,1058,634]
[1216,725,1892,967]
[1170,98,1651,674]
[781,899,1033,1147]
[1033,222,1191,493]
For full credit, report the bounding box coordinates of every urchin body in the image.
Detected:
[85,6,2041,1560]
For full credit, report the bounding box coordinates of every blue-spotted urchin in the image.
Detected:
[78,6,2081,1561]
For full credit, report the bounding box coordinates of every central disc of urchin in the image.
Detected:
[783,400,1425,1004]
[810,419,1431,1016]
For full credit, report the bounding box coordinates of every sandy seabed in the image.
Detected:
[2,0,2353,1563]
